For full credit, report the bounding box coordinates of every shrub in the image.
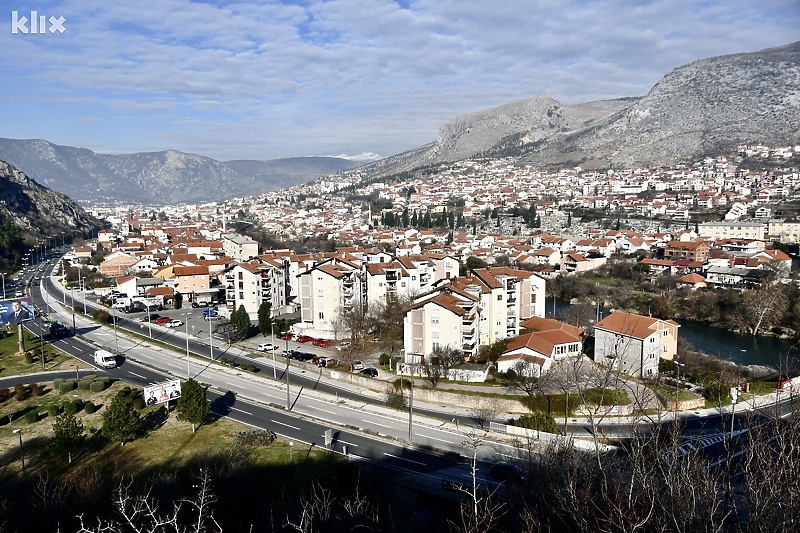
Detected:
[84,402,96,414]
[78,379,92,390]
[233,429,277,447]
[220,357,228,364]
[89,381,106,393]
[133,397,145,410]
[53,378,64,389]
[59,381,77,394]
[24,410,38,424]
[514,412,560,434]
[64,401,78,415]
[379,353,390,366]
[24,352,34,364]
[47,405,61,417]
[385,387,406,410]
[0,388,9,402]
[117,386,132,397]
[31,383,45,396]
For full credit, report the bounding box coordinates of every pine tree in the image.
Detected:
[50,412,85,453]
[102,394,141,446]
[176,379,211,433]
[257,301,272,337]
[231,304,251,340]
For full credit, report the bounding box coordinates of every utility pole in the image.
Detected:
[408,379,414,442]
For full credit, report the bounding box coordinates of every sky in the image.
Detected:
[1,0,798,162]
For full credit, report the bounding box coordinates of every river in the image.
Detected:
[549,299,798,371]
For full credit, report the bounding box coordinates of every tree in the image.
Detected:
[176,379,211,433]
[504,360,540,396]
[230,304,251,341]
[514,412,559,433]
[50,412,85,453]
[101,394,141,446]
[257,301,273,337]
[173,291,183,310]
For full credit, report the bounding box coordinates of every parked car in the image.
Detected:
[318,339,334,347]
[297,335,313,343]
[202,309,218,317]
[140,314,160,323]
[335,341,352,351]
[352,360,364,371]
[165,319,184,328]
[360,367,378,378]
[153,316,171,324]
[257,343,279,352]
[203,314,220,321]
[316,356,335,368]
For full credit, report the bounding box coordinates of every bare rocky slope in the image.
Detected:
[0,160,98,240]
[357,41,800,178]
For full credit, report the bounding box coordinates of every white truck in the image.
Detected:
[94,349,117,369]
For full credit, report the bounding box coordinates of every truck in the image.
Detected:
[93,349,117,369]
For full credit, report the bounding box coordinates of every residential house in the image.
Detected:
[593,311,680,378]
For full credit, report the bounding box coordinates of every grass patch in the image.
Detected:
[0,326,75,375]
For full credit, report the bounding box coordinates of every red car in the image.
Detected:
[277,332,293,340]
[317,339,334,348]
[296,335,313,343]
[153,316,171,324]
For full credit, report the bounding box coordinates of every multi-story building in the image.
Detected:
[223,259,288,319]
[403,267,546,366]
[593,311,680,378]
[222,233,259,262]
[295,258,363,339]
[698,221,766,241]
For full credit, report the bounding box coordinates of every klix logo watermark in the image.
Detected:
[11,10,66,34]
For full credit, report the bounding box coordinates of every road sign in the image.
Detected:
[324,429,333,447]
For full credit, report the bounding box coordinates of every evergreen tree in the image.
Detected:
[411,210,418,227]
[566,212,572,227]
[176,378,211,433]
[423,211,432,228]
[456,210,464,229]
[257,301,272,337]
[173,291,183,309]
[231,304,251,340]
[102,394,141,446]
[447,231,454,244]
[401,207,409,227]
[50,412,85,453]
[448,210,455,229]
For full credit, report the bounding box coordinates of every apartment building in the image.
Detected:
[223,259,287,319]
[222,233,259,262]
[296,258,363,339]
[593,311,680,378]
[698,221,766,241]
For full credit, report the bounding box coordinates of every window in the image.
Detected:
[497,294,503,301]
[432,342,440,351]
[318,312,324,319]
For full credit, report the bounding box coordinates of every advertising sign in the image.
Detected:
[0,297,35,326]
[144,379,182,406]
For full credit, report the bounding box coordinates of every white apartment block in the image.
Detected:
[768,218,800,244]
[296,258,362,339]
[403,266,546,366]
[223,259,287,320]
[222,233,259,262]
[698,221,766,241]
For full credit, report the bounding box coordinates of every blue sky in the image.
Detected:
[1,0,798,161]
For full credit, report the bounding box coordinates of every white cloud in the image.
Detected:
[1,0,798,160]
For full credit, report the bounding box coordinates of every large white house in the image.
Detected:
[593,311,680,378]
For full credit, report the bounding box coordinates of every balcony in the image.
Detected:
[386,272,399,281]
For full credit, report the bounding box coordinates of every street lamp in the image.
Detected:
[184,316,191,379]
[12,429,25,476]
[111,295,119,356]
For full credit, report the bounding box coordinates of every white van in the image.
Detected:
[93,349,117,369]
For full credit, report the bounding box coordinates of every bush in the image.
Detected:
[0,388,9,402]
[13,384,28,401]
[89,381,106,393]
[385,387,406,410]
[64,401,78,415]
[220,358,228,364]
[47,405,61,417]
[59,381,77,394]
[84,402,96,414]
[78,379,93,390]
[31,383,45,396]
[379,353,390,366]
[23,352,34,364]
[53,378,64,389]
[514,412,560,434]
[24,410,38,424]
[118,386,132,397]
[233,429,277,447]
[133,396,145,410]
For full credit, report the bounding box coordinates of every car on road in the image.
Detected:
[153,316,171,324]
[488,462,527,486]
[359,367,378,378]
[257,343,279,352]
[296,335,313,343]
[165,319,184,328]
[335,341,352,351]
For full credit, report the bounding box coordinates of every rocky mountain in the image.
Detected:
[0,160,98,241]
[0,138,362,205]
[357,41,800,178]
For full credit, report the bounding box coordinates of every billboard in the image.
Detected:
[144,379,182,406]
[0,297,35,326]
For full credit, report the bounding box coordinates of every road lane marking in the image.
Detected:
[271,419,300,431]
[229,406,252,415]
[304,405,336,415]
[383,453,426,466]
[365,420,391,428]
[417,433,453,444]
[338,439,359,447]
[128,372,147,379]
